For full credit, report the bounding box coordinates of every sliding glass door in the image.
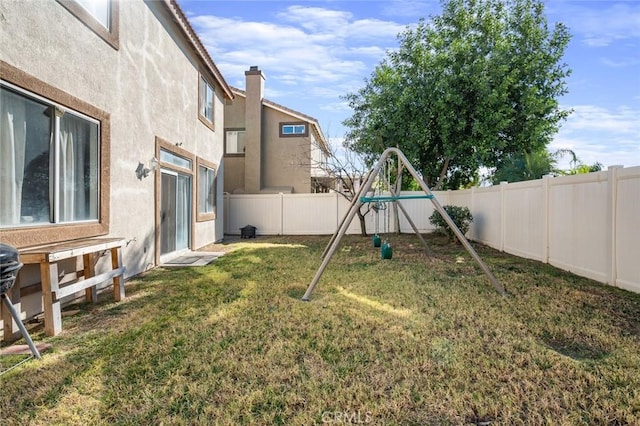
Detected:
[160,169,191,257]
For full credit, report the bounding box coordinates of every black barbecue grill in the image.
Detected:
[240,225,257,239]
[0,243,41,360]
[0,243,22,295]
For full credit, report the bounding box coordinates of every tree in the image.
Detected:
[343,0,572,190]
[491,148,603,183]
[308,138,375,236]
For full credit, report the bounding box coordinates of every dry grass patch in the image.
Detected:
[1,234,640,425]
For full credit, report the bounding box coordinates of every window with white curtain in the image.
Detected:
[225,129,246,155]
[199,75,215,127]
[0,85,99,228]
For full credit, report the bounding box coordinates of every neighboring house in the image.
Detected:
[1,0,232,331]
[223,66,331,194]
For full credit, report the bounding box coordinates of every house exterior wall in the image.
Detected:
[262,109,311,193]
[223,66,326,194]
[1,0,228,330]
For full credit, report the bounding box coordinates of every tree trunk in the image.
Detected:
[357,209,368,236]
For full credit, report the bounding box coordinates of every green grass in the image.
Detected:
[2,234,640,425]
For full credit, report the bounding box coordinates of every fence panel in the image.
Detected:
[469,186,503,250]
[503,180,546,261]
[615,167,640,292]
[548,172,610,283]
[225,194,282,235]
[282,193,338,235]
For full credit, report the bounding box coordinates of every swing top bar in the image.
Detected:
[360,194,434,203]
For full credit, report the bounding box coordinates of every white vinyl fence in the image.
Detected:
[224,165,640,293]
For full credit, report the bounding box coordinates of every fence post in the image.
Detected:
[335,191,340,232]
[224,193,229,235]
[279,192,284,236]
[542,175,552,264]
[470,186,476,240]
[500,181,507,252]
[608,165,623,287]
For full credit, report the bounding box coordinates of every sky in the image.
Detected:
[179,0,640,170]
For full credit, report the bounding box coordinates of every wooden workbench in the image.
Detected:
[2,237,126,338]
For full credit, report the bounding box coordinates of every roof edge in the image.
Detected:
[162,0,234,100]
[230,87,329,153]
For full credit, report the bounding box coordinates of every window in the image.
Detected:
[160,149,192,170]
[57,0,119,49]
[197,159,217,221]
[280,122,308,137]
[199,75,215,129]
[76,0,111,29]
[225,129,246,155]
[1,85,100,229]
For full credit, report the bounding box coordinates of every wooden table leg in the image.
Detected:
[41,261,62,336]
[111,247,125,301]
[83,253,97,303]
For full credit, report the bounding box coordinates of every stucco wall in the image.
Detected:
[262,109,311,193]
[1,1,225,279]
[223,95,247,193]
[223,156,246,193]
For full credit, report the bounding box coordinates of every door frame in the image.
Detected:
[154,137,196,266]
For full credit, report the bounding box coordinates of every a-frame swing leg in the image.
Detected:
[393,149,507,296]
[302,156,386,301]
[321,168,374,259]
[393,198,435,258]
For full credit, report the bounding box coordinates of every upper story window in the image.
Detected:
[199,75,215,130]
[225,129,246,155]
[76,0,111,29]
[1,85,100,228]
[280,122,308,137]
[57,0,119,49]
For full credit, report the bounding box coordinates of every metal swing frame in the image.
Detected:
[302,147,507,301]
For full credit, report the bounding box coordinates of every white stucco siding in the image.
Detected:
[0,0,225,275]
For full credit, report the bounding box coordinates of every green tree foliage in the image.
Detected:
[491,148,603,183]
[343,0,572,190]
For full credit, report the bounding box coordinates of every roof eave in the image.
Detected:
[162,0,234,100]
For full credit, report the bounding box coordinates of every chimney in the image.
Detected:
[244,66,265,193]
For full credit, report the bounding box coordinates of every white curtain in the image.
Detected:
[0,91,27,225]
[59,122,76,221]
[59,114,94,222]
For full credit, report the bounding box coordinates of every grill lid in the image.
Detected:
[0,243,21,277]
[0,243,20,267]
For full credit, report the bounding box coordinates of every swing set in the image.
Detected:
[367,156,435,260]
[302,147,507,301]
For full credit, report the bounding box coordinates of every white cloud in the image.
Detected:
[600,57,640,68]
[551,105,640,167]
[549,2,640,47]
[380,1,437,19]
[188,5,401,95]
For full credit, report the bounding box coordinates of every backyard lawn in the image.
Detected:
[1,234,639,425]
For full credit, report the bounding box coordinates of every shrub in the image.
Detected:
[429,205,473,241]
